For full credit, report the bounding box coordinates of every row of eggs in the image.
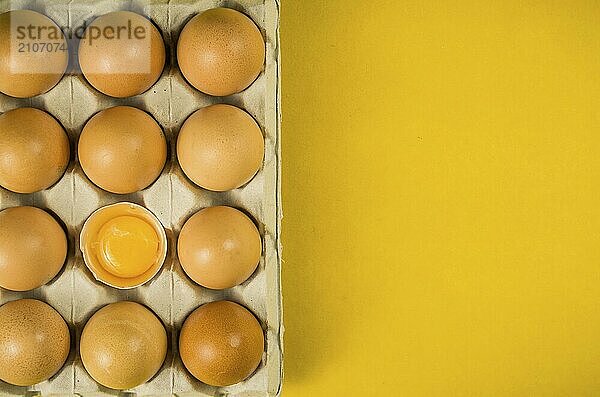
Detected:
[0,298,264,389]
[0,204,260,291]
[0,8,265,98]
[0,104,264,194]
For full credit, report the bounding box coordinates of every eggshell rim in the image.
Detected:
[80,202,167,289]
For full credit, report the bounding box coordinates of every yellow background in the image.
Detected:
[281,1,600,396]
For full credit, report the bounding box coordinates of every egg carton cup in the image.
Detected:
[0,0,282,396]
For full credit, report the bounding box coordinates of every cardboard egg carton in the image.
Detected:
[0,0,282,396]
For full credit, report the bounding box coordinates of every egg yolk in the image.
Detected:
[94,216,160,278]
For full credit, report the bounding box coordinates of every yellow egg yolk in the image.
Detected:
[95,216,160,278]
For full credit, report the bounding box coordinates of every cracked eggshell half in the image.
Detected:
[80,202,167,289]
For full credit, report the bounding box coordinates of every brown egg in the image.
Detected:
[0,108,70,193]
[79,11,165,97]
[80,301,167,390]
[0,206,67,291]
[0,299,70,386]
[0,10,68,98]
[178,206,261,290]
[177,104,263,191]
[78,106,166,194]
[177,7,265,96]
[179,301,264,386]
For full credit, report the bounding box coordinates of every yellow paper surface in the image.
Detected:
[281,1,600,396]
